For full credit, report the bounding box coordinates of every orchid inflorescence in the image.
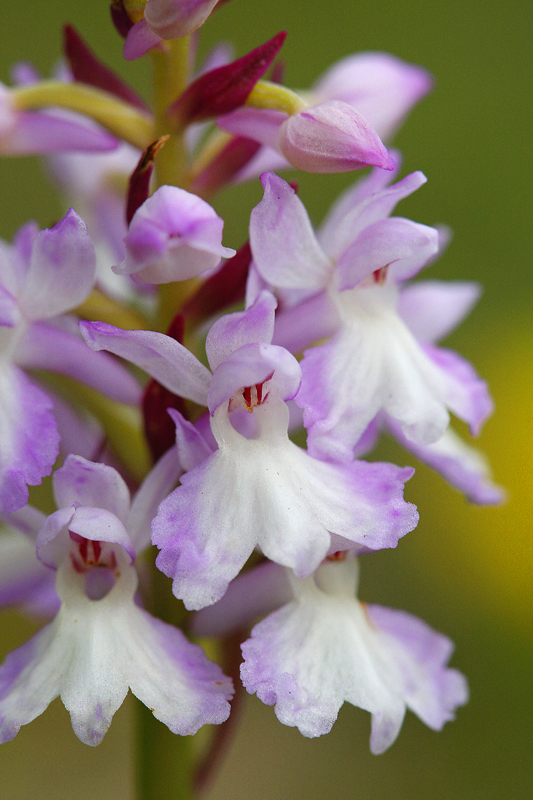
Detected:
[0,0,502,793]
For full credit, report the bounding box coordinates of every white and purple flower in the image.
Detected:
[0,453,233,745]
[249,170,493,489]
[80,291,418,610]
[239,555,468,753]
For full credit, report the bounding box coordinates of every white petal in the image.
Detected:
[0,559,231,745]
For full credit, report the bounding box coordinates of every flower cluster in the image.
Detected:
[0,0,500,787]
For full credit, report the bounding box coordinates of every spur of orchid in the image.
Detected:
[0,1,502,797]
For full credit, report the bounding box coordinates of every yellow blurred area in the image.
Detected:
[461,327,532,623]
[405,320,533,632]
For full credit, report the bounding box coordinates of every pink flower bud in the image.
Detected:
[124,0,222,59]
[278,100,395,173]
[144,0,220,40]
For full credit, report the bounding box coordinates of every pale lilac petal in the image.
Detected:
[241,577,405,744]
[0,243,19,297]
[385,418,505,505]
[36,502,135,570]
[17,321,142,405]
[244,261,268,308]
[208,342,302,414]
[15,209,96,320]
[320,170,427,262]
[34,506,75,569]
[145,0,220,40]
[205,290,277,371]
[366,605,469,732]
[272,292,339,354]
[279,101,395,173]
[0,285,20,327]
[12,221,39,275]
[123,19,162,61]
[352,418,381,458]
[217,107,287,150]
[129,612,233,735]
[116,186,235,284]
[0,504,46,542]
[18,579,60,618]
[0,368,59,514]
[398,281,482,343]
[0,621,61,742]
[317,160,401,254]
[1,110,119,155]
[168,410,213,472]
[336,218,439,290]
[242,558,466,752]
[79,321,211,406]
[250,173,332,290]
[153,455,258,609]
[10,63,41,85]
[0,527,57,612]
[18,210,95,321]
[312,52,432,141]
[127,446,181,551]
[192,561,292,638]
[53,456,131,522]
[191,409,218,451]
[67,508,134,560]
[48,389,104,461]
[424,345,493,435]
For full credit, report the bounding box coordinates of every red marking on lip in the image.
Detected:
[372,265,389,285]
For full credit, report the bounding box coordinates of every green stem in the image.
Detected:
[136,559,195,800]
[245,80,307,115]
[136,702,195,800]
[151,38,191,187]
[150,36,201,327]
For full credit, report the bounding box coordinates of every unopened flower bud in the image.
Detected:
[114,185,235,284]
[278,99,395,173]
[124,0,221,59]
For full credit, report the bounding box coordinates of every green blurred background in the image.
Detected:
[0,1,531,798]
